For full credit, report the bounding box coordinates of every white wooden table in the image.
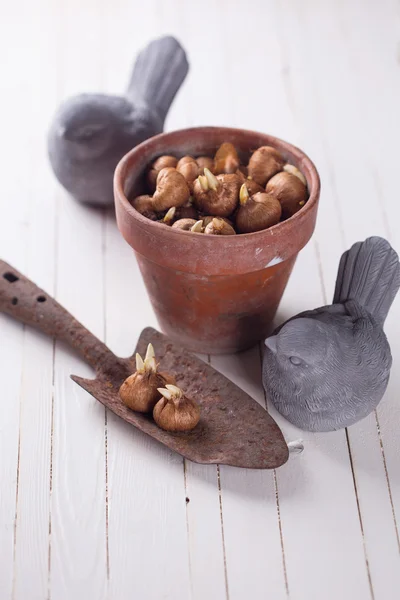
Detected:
[1,1,399,598]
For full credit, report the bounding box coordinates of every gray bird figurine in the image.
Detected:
[263,237,400,432]
[48,36,189,206]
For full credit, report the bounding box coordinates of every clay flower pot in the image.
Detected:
[114,127,320,354]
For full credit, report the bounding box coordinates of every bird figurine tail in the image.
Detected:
[333,236,400,325]
[126,36,189,125]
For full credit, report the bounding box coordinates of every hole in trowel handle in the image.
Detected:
[37,296,46,303]
[3,272,19,283]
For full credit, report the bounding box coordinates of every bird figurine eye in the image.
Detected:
[75,124,106,141]
[289,356,302,366]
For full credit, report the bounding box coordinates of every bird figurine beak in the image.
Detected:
[265,335,277,354]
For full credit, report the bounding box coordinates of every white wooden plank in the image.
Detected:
[184,455,227,600]
[104,217,192,600]
[48,1,108,597]
[12,3,59,597]
[0,319,24,600]
[50,203,108,600]
[212,348,288,600]
[333,0,400,553]
[269,244,372,600]
[282,2,400,597]
[0,5,44,598]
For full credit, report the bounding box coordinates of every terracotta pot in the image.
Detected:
[114,127,320,354]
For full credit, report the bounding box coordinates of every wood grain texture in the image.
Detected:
[0,4,44,598]
[1,0,400,599]
[184,458,227,600]
[12,37,57,596]
[48,2,108,598]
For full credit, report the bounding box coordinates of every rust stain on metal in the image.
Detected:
[0,261,288,469]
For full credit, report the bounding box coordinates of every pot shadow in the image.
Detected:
[64,189,115,216]
[104,205,116,219]
[232,309,295,352]
[272,308,297,330]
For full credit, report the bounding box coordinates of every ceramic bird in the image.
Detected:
[263,236,400,432]
[48,36,189,206]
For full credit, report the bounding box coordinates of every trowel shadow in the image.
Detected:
[102,397,309,501]
[215,454,308,501]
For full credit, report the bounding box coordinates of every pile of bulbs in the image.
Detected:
[132,142,308,234]
[119,343,200,433]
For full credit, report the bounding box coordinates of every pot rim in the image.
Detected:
[114,126,320,243]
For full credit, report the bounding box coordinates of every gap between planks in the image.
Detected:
[47,339,56,600]
[183,460,194,600]
[207,356,231,600]
[102,208,111,582]
[47,174,61,600]
[345,429,375,600]
[11,339,25,600]
[258,343,290,598]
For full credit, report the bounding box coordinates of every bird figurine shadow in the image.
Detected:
[48,36,189,206]
[263,236,400,432]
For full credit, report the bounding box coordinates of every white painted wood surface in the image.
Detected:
[0,0,399,598]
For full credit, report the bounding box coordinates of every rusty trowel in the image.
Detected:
[0,259,289,469]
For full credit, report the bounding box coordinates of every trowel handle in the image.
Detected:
[0,259,117,372]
